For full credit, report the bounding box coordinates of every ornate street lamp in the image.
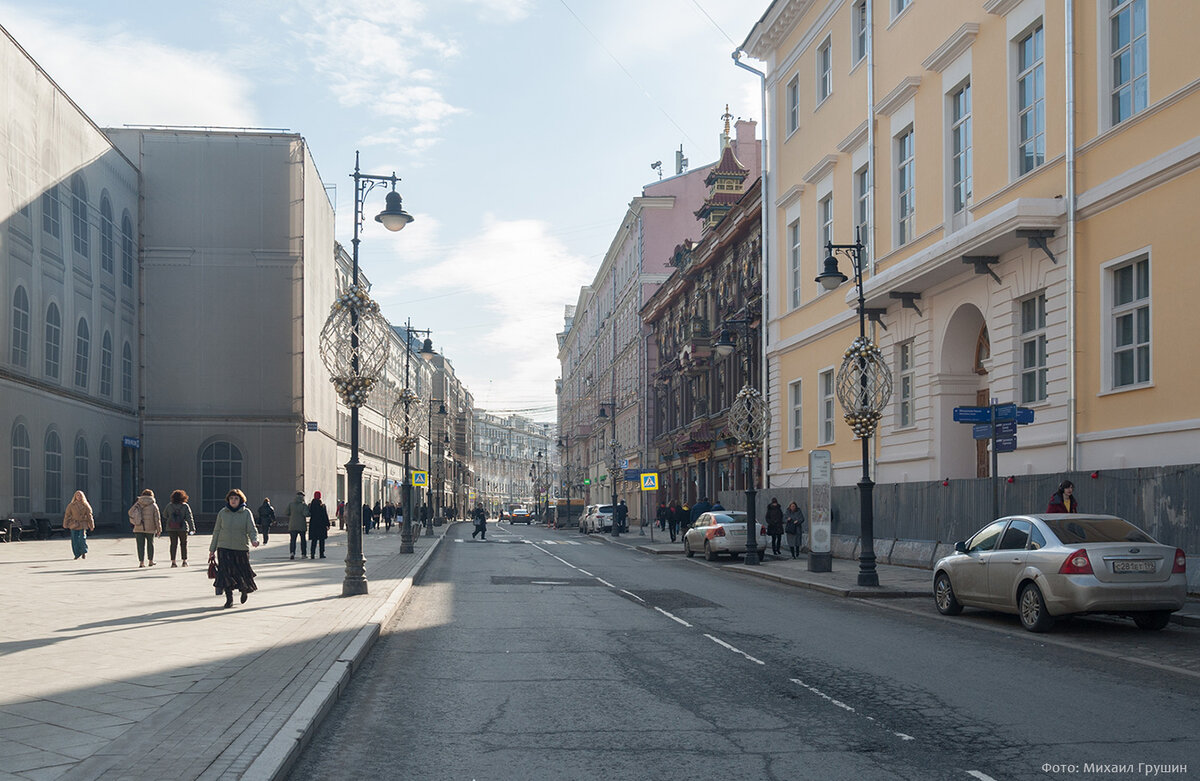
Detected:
[714,319,769,566]
[816,228,894,587]
[391,322,435,554]
[426,398,446,536]
[319,151,412,596]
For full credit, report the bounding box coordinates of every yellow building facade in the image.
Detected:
[743,0,1200,486]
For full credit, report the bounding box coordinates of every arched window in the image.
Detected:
[45,429,63,513]
[99,441,114,512]
[45,303,61,380]
[74,318,90,389]
[201,441,243,513]
[11,423,30,513]
[120,213,134,288]
[99,331,113,397]
[42,184,61,238]
[121,341,133,404]
[71,174,89,259]
[74,435,88,495]
[11,286,30,368]
[100,195,114,274]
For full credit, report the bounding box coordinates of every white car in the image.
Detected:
[582,504,614,534]
[683,511,768,560]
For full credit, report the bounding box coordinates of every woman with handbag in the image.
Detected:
[63,490,95,560]
[209,488,260,608]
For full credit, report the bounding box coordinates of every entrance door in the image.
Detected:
[976,389,990,478]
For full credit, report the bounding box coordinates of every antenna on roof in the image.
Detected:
[675,145,689,175]
[651,160,662,180]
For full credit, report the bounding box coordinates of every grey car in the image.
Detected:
[933,514,1187,632]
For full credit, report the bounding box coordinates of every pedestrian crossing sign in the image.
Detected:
[640,473,658,491]
[412,470,428,487]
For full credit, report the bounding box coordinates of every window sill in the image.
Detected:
[815,94,832,113]
[849,56,866,77]
[1097,381,1154,398]
[887,2,914,30]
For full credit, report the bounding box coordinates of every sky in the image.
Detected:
[2,0,769,422]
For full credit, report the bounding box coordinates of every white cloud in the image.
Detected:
[0,6,258,127]
[458,0,535,23]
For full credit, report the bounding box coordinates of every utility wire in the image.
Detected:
[690,0,737,45]
[557,0,699,151]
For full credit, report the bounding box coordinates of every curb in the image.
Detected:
[723,563,930,599]
[242,524,455,781]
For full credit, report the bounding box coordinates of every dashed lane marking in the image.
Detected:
[654,607,692,627]
[704,634,766,665]
[595,578,616,588]
[966,772,998,781]
[790,678,856,712]
[619,589,644,602]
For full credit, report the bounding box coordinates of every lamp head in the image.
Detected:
[437,403,447,415]
[375,190,414,232]
[815,254,848,291]
[419,337,436,361]
[598,407,608,419]
[713,330,736,358]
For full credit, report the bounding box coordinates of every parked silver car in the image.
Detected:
[683,511,767,561]
[582,504,614,534]
[933,514,1187,632]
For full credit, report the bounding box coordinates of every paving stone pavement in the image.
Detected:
[0,523,449,781]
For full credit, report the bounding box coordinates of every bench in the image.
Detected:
[17,518,62,540]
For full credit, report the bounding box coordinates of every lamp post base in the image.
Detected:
[342,461,368,596]
[743,486,760,565]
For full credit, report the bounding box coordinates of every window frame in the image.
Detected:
[1019,292,1048,403]
[201,440,245,514]
[74,435,89,495]
[42,184,61,239]
[100,441,114,512]
[788,219,802,309]
[852,0,868,65]
[11,286,30,369]
[44,302,62,381]
[1105,253,1151,391]
[70,174,89,260]
[12,423,31,514]
[121,213,135,288]
[1108,0,1148,126]
[99,195,115,275]
[99,331,113,397]
[45,429,63,515]
[896,340,916,428]
[855,164,871,254]
[818,368,836,445]
[786,75,800,136]
[74,317,90,390]
[1016,22,1046,177]
[788,379,803,451]
[816,36,833,105]
[895,127,915,246]
[121,341,134,404]
[950,80,973,217]
[817,194,834,295]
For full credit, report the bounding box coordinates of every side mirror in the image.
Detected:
[954,541,967,554]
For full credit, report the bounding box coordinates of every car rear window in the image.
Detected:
[713,512,747,523]
[599,506,613,513]
[1044,517,1156,544]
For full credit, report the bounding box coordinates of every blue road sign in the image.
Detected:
[1016,407,1035,424]
[953,406,991,423]
[994,403,1017,422]
[995,421,1017,437]
[994,435,1018,453]
[973,423,993,440]
[624,469,639,482]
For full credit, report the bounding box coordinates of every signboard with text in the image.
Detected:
[808,450,832,572]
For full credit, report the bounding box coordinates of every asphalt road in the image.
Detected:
[289,522,1200,781]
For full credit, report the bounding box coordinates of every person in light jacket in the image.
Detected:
[308,491,330,559]
[162,489,196,567]
[285,491,309,560]
[128,489,162,568]
[209,489,260,608]
[63,490,95,560]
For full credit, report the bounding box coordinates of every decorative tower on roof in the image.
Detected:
[695,105,750,231]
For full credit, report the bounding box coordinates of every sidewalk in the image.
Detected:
[0,523,450,781]
[581,525,1200,626]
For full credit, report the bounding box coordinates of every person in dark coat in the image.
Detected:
[372,501,382,532]
[472,504,487,540]
[362,503,373,534]
[656,502,669,530]
[614,500,629,532]
[382,502,395,532]
[1047,480,1078,513]
[765,498,784,555]
[690,497,712,525]
[308,492,331,559]
[669,501,686,542]
[256,497,275,545]
[785,501,805,558]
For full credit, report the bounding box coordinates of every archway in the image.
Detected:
[934,304,990,479]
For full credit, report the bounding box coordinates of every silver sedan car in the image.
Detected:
[934,514,1187,632]
[683,511,767,561]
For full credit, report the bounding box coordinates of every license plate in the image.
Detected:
[1113,560,1156,574]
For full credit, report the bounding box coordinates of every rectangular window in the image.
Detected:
[817,38,832,103]
[42,186,60,238]
[789,219,802,308]
[1110,0,1148,124]
[787,75,800,134]
[1017,24,1046,176]
[819,369,835,444]
[853,0,868,64]
[855,165,870,252]
[1020,293,1048,403]
[789,379,803,450]
[951,82,972,214]
[1111,257,1150,388]
[818,195,834,277]
[894,0,912,16]
[896,128,915,245]
[897,341,915,427]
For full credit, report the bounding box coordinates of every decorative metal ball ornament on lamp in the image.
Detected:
[728,384,770,565]
[836,336,893,438]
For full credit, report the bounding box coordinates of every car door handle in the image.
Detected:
[1011,557,1022,563]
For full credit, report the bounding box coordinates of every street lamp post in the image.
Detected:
[427,399,446,536]
[390,320,436,555]
[815,228,894,587]
[320,151,413,596]
[598,403,620,537]
[557,436,571,530]
[714,319,769,566]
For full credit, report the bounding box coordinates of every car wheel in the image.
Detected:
[1018,582,1055,633]
[934,572,963,616]
[1133,611,1172,631]
[684,539,695,558]
[704,542,717,561]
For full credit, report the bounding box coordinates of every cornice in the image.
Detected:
[874,76,922,116]
[983,0,1023,16]
[802,154,839,185]
[774,183,805,209]
[741,0,817,60]
[836,120,868,154]
[922,23,979,73]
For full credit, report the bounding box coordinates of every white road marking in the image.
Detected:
[790,678,856,712]
[704,634,766,665]
[531,581,570,585]
[894,732,915,741]
[966,772,998,781]
[619,589,645,602]
[577,569,593,576]
[654,607,692,627]
[595,578,616,588]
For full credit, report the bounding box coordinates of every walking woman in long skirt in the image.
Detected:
[209,489,260,609]
[63,490,95,559]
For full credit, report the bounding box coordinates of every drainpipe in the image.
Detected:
[866,0,877,275]
[1065,0,1078,470]
[732,49,770,488]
